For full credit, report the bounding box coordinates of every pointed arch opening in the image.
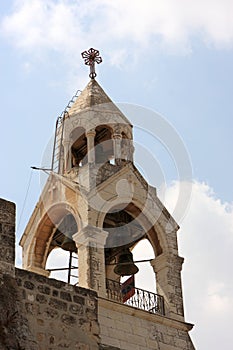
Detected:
[102,203,162,292]
[102,204,164,314]
[27,205,79,281]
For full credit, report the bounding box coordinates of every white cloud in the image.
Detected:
[1,0,232,92]
[1,0,233,69]
[165,181,233,349]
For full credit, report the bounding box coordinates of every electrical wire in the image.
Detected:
[17,169,33,235]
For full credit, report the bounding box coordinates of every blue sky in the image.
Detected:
[0,1,233,349]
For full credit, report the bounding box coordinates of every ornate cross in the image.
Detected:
[81,48,102,79]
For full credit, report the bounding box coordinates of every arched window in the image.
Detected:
[70,127,87,167]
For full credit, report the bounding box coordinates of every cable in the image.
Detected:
[17,169,33,234]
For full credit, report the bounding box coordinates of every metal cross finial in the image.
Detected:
[81,48,102,79]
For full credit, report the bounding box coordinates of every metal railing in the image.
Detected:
[106,279,164,316]
[47,252,79,285]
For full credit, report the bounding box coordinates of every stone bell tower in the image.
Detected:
[20,48,195,349]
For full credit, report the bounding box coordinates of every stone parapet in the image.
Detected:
[14,268,99,349]
[98,298,194,350]
[0,198,16,276]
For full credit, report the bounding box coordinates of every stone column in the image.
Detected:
[112,133,122,165]
[121,139,134,162]
[73,226,108,297]
[151,253,184,321]
[128,141,134,162]
[86,130,96,164]
[0,198,16,276]
[63,139,71,172]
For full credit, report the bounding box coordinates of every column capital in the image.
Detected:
[85,129,96,137]
[63,138,70,145]
[73,225,108,248]
[112,133,122,140]
[151,253,184,273]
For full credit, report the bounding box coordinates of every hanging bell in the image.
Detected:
[114,248,139,276]
[61,235,77,252]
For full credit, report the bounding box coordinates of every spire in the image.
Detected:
[69,79,112,113]
[70,47,131,125]
[68,79,132,126]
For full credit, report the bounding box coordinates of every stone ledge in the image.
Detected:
[99,345,121,350]
[98,297,193,332]
[15,267,98,299]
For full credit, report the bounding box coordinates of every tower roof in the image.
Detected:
[68,79,132,126]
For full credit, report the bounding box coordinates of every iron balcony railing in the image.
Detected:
[106,279,165,316]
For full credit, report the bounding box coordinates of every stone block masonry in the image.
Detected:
[0,198,99,350]
[14,269,99,349]
[98,299,195,350]
[0,198,15,275]
[0,268,100,349]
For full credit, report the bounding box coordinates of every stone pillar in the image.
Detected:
[112,133,122,165]
[86,130,96,164]
[121,138,134,162]
[0,198,16,276]
[73,226,108,297]
[63,139,71,172]
[151,253,184,321]
[128,141,134,162]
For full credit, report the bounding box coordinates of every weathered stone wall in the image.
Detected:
[0,269,99,350]
[98,299,195,350]
[0,198,99,350]
[14,268,99,349]
[0,198,15,275]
